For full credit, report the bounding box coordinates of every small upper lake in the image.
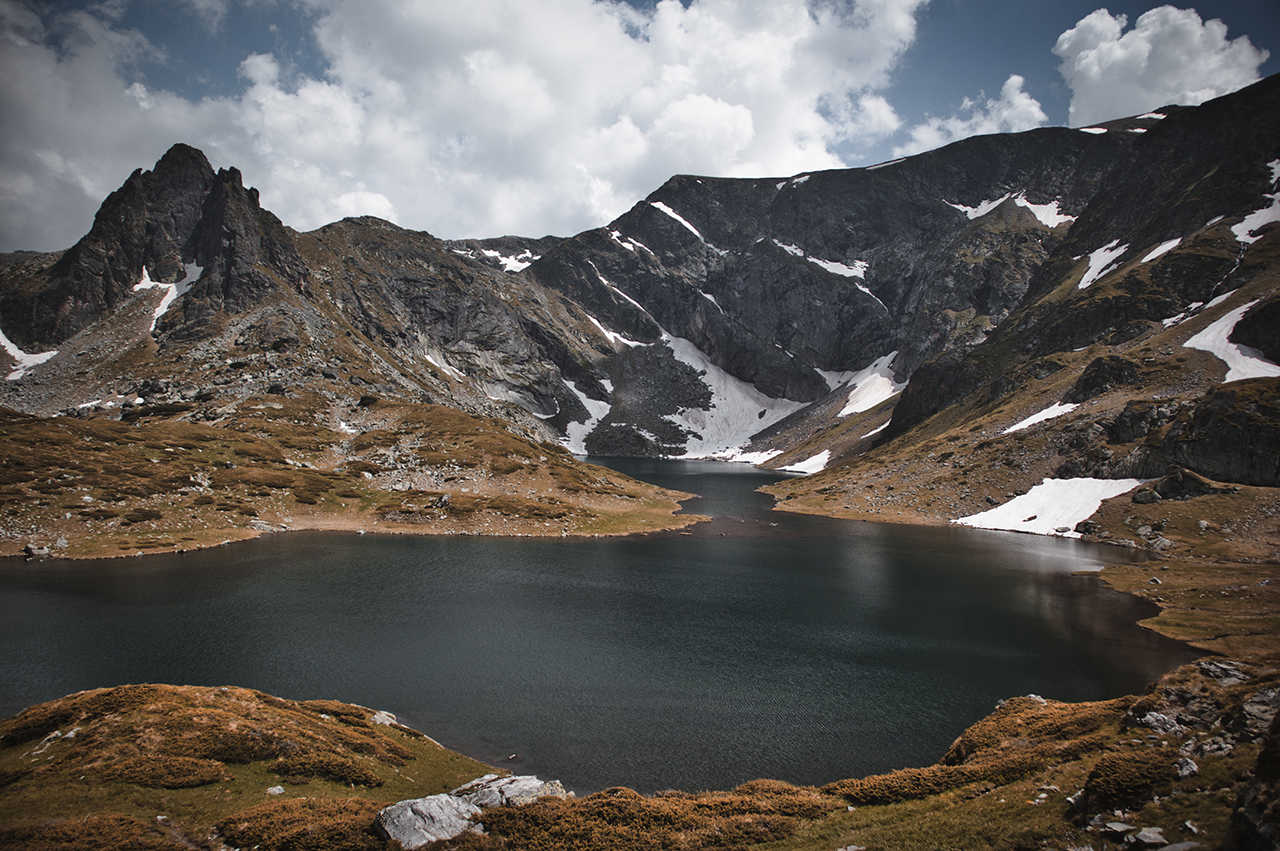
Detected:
[0,458,1198,793]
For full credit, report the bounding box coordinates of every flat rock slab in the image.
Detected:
[375,794,482,848]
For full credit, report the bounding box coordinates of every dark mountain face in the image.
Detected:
[0,76,1276,474]
[0,144,305,350]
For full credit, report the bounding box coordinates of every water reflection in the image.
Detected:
[0,459,1198,793]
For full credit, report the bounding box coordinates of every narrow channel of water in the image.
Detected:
[0,459,1198,792]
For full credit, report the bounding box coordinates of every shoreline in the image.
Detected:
[0,501,709,562]
[767,489,1278,662]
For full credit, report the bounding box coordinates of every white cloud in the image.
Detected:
[891,74,1047,158]
[176,0,231,30]
[0,0,927,251]
[1053,5,1269,127]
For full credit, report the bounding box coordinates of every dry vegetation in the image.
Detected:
[0,398,698,560]
[0,684,490,849]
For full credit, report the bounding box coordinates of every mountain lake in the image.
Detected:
[0,458,1200,793]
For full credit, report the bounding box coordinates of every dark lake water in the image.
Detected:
[0,458,1199,793]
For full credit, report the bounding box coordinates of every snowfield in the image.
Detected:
[662,334,806,459]
[1183,299,1280,383]
[955,477,1145,538]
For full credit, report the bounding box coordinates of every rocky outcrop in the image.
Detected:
[375,773,571,848]
[0,143,307,350]
[0,144,214,347]
[1229,297,1280,363]
[1135,379,1280,486]
[1063,356,1140,403]
[1231,714,1280,850]
[453,773,571,807]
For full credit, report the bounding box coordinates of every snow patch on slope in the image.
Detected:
[1,326,57,380]
[1183,299,1280,383]
[1230,158,1280,245]
[772,240,880,308]
[1077,240,1128,289]
[587,260,654,319]
[133,263,202,332]
[662,334,806,459]
[946,193,1012,220]
[1013,195,1076,228]
[780,450,830,475]
[609,230,655,256]
[1141,238,1182,263]
[1079,127,1107,134]
[726,449,783,465]
[944,193,1075,228]
[425,353,465,381]
[650,201,706,242]
[586,314,646,348]
[480,248,539,272]
[1231,194,1280,245]
[815,368,857,391]
[563,380,611,456]
[1001,401,1079,434]
[1136,111,1166,120]
[956,477,1144,538]
[838,352,904,417]
[861,420,891,439]
[807,256,870,280]
[866,157,905,171]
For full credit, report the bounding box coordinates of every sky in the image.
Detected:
[0,1,1276,251]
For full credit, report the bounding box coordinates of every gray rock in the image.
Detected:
[1138,712,1184,735]
[1132,488,1161,504]
[375,794,483,848]
[1131,827,1166,846]
[1197,659,1248,685]
[452,773,571,807]
[266,785,284,795]
[1175,757,1198,778]
[1105,821,1137,835]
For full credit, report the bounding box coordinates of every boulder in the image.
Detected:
[374,794,482,848]
[452,773,571,808]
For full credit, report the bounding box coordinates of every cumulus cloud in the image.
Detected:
[891,74,1047,158]
[0,0,927,251]
[1054,5,1269,127]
